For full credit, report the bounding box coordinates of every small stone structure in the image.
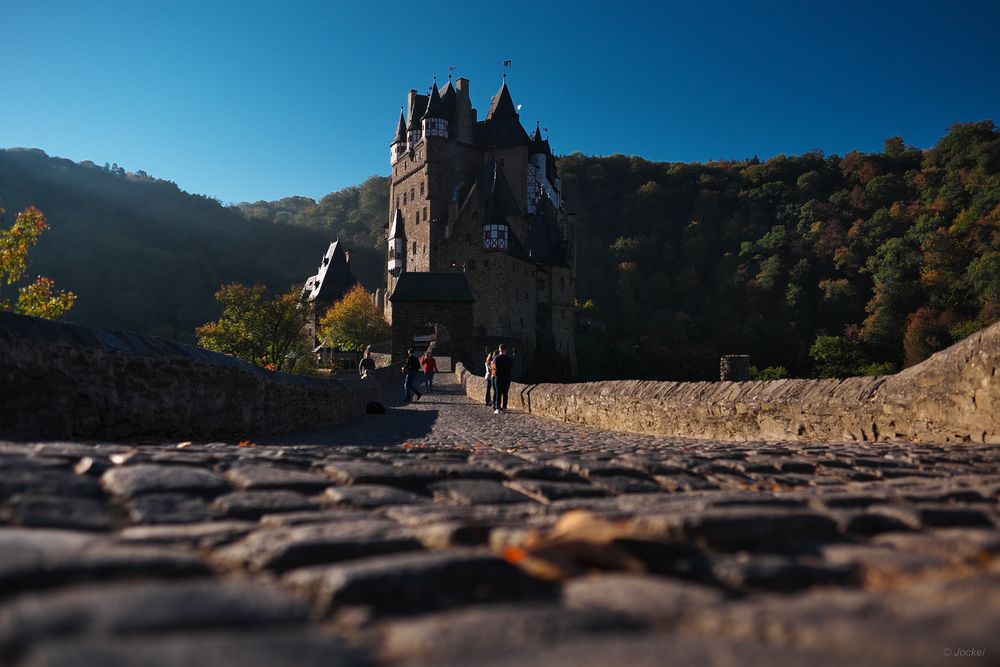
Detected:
[719,355,750,381]
[456,321,1000,444]
[0,312,397,441]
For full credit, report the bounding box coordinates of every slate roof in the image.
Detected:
[440,80,457,118]
[302,240,358,303]
[389,272,475,303]
[392,111,407,145]
[530,123,552,156]
[486,82,518,120]
[527,191,568,267]
[484,160,520,225]
[388,208,405,240]
[423,81,446,119]
[477,82,530,148]
[407,94,428,131]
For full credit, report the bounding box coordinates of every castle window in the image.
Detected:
[561,277,565,290]
[467,260,475,270]
[482,224,508,250]
[403,192,407,205]
[420,182,424,196]
[412,241,417,254]
[561,308,566,319]
[423,207,427,221]
[537,279,545,290]
[414,213,419,225]
[473,211,478,220]
[410,187,415,200]
[484,260,489,268]
[520,317,523,329]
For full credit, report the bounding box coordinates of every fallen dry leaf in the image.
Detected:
[238,440,256,448]
[499,510,647,581]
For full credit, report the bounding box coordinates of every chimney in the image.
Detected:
[407,89,418,122]
[345,250,352,265]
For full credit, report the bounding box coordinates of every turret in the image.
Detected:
[406,90,423,146]
[390,110,407,163]
[387,208,406,276]
[482,163,509,252]
[422,80,449,139]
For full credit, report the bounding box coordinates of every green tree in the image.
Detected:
[318,284,389,352]
[0,207,75,319]
[196,283,306,368]
[809,335,866,378]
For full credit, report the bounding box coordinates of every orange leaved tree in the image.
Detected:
[0,207,75,319]
[318,284,389,352]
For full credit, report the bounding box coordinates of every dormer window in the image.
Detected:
[483,223,508,251]
[423,116,448,138]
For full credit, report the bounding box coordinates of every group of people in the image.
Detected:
[401,349,438,402]
[484,344,513,414]
[368,345,512,411]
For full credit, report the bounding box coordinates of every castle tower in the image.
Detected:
[382,76,577,379]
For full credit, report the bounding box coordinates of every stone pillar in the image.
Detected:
[720,355,750,381]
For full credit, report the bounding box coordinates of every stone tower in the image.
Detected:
[380,76,577,380]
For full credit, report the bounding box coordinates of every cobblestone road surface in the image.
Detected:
[2,372,1000,666]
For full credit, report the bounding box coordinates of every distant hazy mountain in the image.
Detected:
[0,148,379,343]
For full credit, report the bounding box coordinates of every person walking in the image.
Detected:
[402,348,422,402]
[491,344,514,414]
[358,351,376,379]
[420,352,438,393]
[484,349,496,406]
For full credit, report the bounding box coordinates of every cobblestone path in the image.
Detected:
[2,373,1000,666]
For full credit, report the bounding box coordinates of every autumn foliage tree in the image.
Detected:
[318,284,389,352]
[0,207,75,319]
[196,283,307,368]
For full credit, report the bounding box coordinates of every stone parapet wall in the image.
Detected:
[0,312,395,441]
[456,321,1000,444]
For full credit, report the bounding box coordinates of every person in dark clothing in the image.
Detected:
[420,352,438,393]
[402,349,422,402]
[358,351,376,379]
[491,344,514,413]
[484,350,496,406]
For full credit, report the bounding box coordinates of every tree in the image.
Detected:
[196,284,306,367]
[809,335,866,378]
[318,284,389,352]
[0,207,75,319]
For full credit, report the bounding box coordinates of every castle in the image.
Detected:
[376,76,577,379]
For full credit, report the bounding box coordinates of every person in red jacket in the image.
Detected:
[420,352,439,394]
[491,344,514,413]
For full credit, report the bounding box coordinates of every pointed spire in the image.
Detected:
[486,81,518,120]
[530,120,551,156]
[388,208,406,240]
[485,161,510,226]
[423,80,446,120]
[392,108,407,145]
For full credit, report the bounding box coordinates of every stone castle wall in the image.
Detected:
[455,320,1000,444]
[0,312,397,441]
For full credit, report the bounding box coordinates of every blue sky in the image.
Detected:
[2,0,999,204]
